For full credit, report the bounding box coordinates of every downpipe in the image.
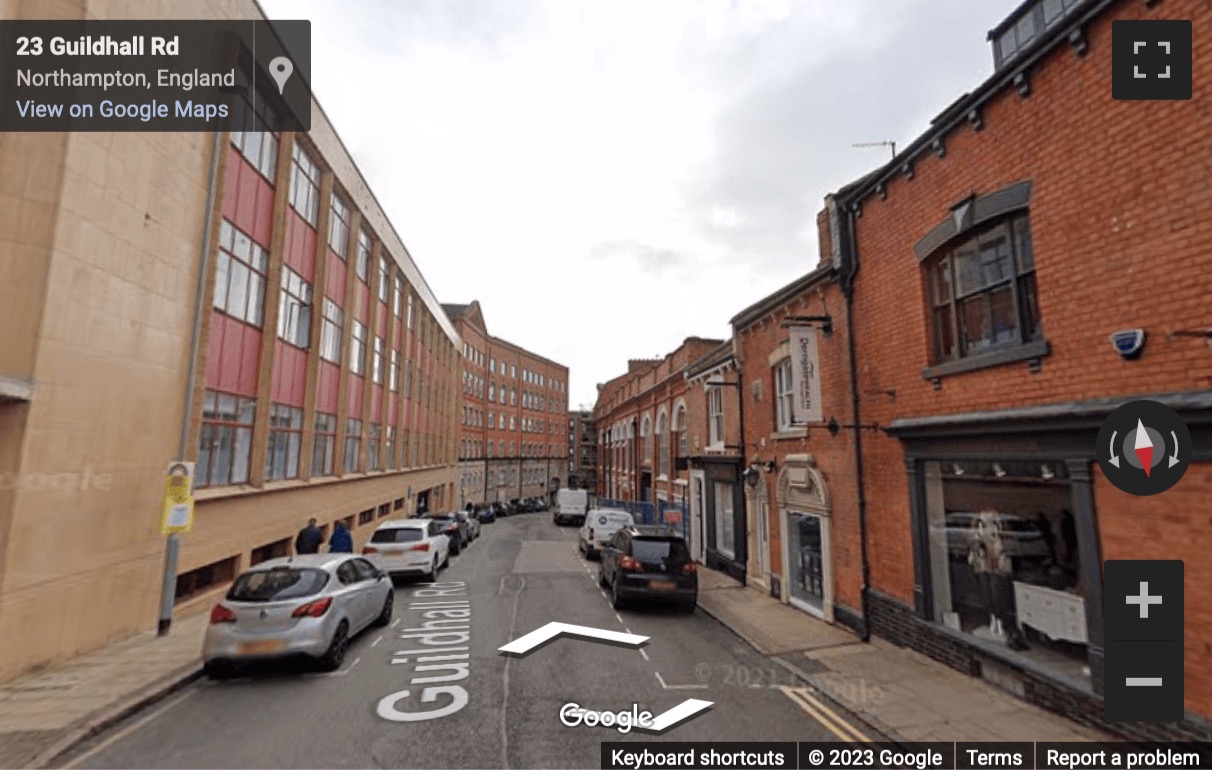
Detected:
[843,206,873,644]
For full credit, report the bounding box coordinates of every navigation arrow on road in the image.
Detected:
[640,698,714,733]
[498,622,649,657]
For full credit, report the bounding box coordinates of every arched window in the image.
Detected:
[674,401,688,458]
[657,408,669,478]
[641,414,653,462]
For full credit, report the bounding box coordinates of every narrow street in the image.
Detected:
[62,514,871,769]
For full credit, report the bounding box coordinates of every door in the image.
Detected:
[787,513,825,614]
[335,560,370,628]
[757,497,770,580]
[689,472,706,562]
[352,558,384,628]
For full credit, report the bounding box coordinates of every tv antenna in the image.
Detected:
[853,141,897,159]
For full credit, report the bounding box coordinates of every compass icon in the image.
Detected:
[1097,400,1191,496]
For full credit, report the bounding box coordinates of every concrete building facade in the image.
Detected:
[445,302,570,507]
[0,0,459,683]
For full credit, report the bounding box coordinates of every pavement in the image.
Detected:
[695,569,1115,743]
[0,517,1113,769]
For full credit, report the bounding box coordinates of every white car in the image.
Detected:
[363,519,450,581]
[465,511,481,540]
[579,508,636,560]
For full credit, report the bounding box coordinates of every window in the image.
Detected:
[329,195,350,257]
[406,293,414,330]
[499,389,506,405]
[319,299,343,363]
[356,229,371,283]
[312,412,336,476]
[510,388,516,406]
[926,215,1039,365]
[675,403,688,457]
[277,266,313,348]
[229,70,280,180]
[196,391,256,488]
[488,412,495,429]
[510,365,516,378]
[378,256,390,302]
[350,321,367,375]
[265,404,303,480]
[774,359,799,430]
[288,143,320,226]
[250,538,290,566]
[490,357,496,372]
[175,556,238,603]
[385,426,395,468]
[510,416,516,431]
[367,424,381,471]
[657,410,669,477]
[393,276,403,317]
[489,384,496,401]
[372,336,384,384]
[708,388,724,446]
[641,415,653,461]
[344,419,362,472]
[213,220,268,327]
[714,482,736,558]
[359,508,375,526]
[389,350,400,392]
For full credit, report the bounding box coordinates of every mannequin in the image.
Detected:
[967,510,1029,650]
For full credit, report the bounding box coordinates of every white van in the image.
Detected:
[578,508,635,560]
[554,488,589,526]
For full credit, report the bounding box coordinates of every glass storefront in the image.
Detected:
[787,512,824,612]
[924,460,1089,681]
[714,482,736,557]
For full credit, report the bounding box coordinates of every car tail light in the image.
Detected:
[292,597,333,618]
[210,604,235,624]
[682,562,697,574]
[363,546,379,555]
[619,556,641,571]
[410,542,431,552]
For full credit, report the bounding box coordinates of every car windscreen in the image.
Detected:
[227,568,328,602]
[631,539,690,562]
[370,528,425,544]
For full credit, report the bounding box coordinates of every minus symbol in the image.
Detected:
[1126,678,1163,687]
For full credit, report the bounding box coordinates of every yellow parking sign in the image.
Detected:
[160,462,195,535]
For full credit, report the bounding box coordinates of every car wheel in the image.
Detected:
[203,660,234,680]
[442,551,450,568]
[598,568,608,588]
[318,621,349,671]
[680,600,697,614]
[611,578,626,610]
[424,557,438,582]
[372,590,394,627]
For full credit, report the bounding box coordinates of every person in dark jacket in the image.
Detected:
[329,521,354,553]
[295,518,323,554]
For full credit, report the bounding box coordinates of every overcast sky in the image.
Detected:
[261,0,1014,409]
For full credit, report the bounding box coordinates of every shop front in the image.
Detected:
[689,456,746,581]
[776,455,834,622]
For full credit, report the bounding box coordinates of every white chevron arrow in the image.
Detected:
[641,698,714,732]
[498,622,648,655]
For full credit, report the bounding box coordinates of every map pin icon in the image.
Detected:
[269,56,293,95]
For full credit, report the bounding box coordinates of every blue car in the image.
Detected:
[476,507,496,524]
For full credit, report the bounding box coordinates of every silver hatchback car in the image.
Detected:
[202,554,394,678]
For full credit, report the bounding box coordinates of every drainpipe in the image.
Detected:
[734,365,747,583]
[157,129,223,636]
[841,203,873,644]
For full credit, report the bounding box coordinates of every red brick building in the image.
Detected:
[730,265,865,625]
[444,301,570,506]
[821,0,1212,738]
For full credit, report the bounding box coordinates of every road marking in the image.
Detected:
[778,685,869,742]
[391,618,401,628]
[499,622,648,656]
[639,648,650,661]
[371,635,383,647]
[640,698,713,733]
[655,670,709,690]
[62,689,196,768]
[352,657,362,668]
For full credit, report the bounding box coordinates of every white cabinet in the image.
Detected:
[1014,581,1087,643]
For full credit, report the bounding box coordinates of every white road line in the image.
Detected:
[352,657,362,668]
[371,635,383,647]
[391,618,401,628]
[655,671,667,688]
[62,689,196,768]
[654,670,709,690]
[614,613,624,624]
[639,648,650,661]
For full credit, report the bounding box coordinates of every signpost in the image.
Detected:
[157,462,194,635]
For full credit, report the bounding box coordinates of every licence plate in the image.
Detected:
[237,639,286,655]
[382,549,403,556]
[649,581,676,591]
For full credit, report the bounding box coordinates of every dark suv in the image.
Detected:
[423,512,469,554]
[597,526,697,612]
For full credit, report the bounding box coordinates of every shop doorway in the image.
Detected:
[777,456,834,621]
[689,471,706,563]
[787,513,825,612]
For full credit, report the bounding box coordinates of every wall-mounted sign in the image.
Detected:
[788,326,823,424]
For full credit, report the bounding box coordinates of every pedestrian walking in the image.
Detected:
[295,517,323,554]
[329,520,353,553]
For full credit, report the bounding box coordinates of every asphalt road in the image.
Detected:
[62,513,871,769]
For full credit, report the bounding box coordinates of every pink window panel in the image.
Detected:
[270,341,308,407]
[355,283,369,324]
[326,252,347,303]
[370,386,383,424]
[204,312,261,397]
[221,146,274,248]
[282,209,317,282]
[316,361,339,413]
[385,396,397,426]
[347,375,365,416]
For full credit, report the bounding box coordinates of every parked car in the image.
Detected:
[464,510,481,540]
[579,508,636,560]
[424,512,469,553]
[491,501,509,518]
[363,518,450,580]
[598,526,697,611]
[477,505,497,524]
[202,554,393,679]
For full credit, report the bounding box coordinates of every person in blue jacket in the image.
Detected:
[328,521,353,553]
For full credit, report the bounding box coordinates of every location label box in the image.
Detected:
[0,19,311,132]
[1103,560,1184,722]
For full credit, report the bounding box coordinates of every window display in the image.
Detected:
[924,460,1088,680]
[787,512,824,611]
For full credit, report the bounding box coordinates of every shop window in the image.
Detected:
[714,482,736,558]
[358,508,375,526]
[250,539,290,566]
[922,460,1087,680]
[175,555,238,603]
[312,412,337,476]
[265,404,303,480]
[196,391,255,488]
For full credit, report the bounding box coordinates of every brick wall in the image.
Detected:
[834,0,1212,722]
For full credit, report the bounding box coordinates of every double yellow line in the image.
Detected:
[779,685,871,742]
